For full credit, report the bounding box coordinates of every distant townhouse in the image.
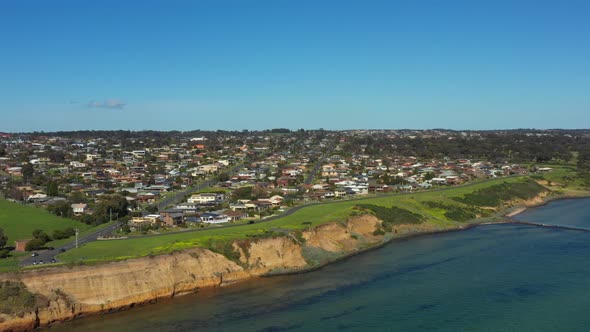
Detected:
[187,193,225,204]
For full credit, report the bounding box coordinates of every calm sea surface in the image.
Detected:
[49,198,590,332]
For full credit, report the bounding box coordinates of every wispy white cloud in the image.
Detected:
[87,99,126,109]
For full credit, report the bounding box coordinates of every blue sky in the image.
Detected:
[1,0,589,132]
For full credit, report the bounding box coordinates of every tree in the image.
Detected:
[218,172,230,182]
[32,229,51,244]
[47,200,72,218]
[22,163,34,183]
[46,181,59,196]
[25,239,45,251]
[0,249,10,259]
[0,228,7,248]
[52,227,75,240]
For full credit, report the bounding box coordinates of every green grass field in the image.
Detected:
[57,177,543,265]
[0,199,91,243]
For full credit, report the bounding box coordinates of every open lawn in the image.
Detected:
[58,177,537,264]
[0,199,91,243]
[0,252,27,273]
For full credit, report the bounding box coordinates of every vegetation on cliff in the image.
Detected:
[0,281,38,316]
[355,205,423,231]
[53,176,552,265]
[451,179,548,207]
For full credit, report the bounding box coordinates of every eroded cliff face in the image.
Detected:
[303,214,383,252]
[0,215,386,332]
[0,248,250,331]
[0,198,547,332]
[234,237,307,272]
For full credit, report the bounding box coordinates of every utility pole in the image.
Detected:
[75,228,79,248]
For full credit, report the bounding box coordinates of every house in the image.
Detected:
[431,178,447,185]
[276,176,292,187]
[224,210,248,222]
[27,193,48,202]
[71,203,88,216]
[160,210,185,226]
[129,214,162,227]
[187,193,225,204]
[175,202,200,212]
[197,164,219,173]
[200,213,230,224]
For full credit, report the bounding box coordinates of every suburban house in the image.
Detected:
[160,210,184,226]
[129,216,160,228]
[224,210,248,221]
[71,203,88,216]
[200,212,230,224]
[187,193,225,204]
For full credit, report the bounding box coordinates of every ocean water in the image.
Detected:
[48,198,590,332]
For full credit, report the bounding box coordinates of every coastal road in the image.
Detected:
[19,221,123,266]
[23,175,523,266]
[19,163,244,266]
[117,175,526,240]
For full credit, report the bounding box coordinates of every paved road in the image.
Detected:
[122,175,524,240]
[301,139,337,188]
[19,163,244,267]
[19,221,123,266]
[21,171,521,266]
[156,163,244,211]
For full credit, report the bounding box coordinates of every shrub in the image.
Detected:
[0,281,37,315]
[25,239,45,251]
[452,179,547,207]
[356,204,423,232]
[206,239,241,263]
[52,227,76,240]
[0,249,9,259]
[422,201,479,222]
[293,230,306,243]
[373,229,385,236]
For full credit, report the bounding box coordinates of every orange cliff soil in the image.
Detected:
[302,214,383,252]
[0,215,383,332]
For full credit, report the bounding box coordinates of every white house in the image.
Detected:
[200,213,230,224]
[187,193,225,204]
[71,203,88,215]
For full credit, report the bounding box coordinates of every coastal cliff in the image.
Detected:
[0,182,561,331]
[0,215,383,332]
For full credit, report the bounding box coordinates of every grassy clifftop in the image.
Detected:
[53,177,554,265]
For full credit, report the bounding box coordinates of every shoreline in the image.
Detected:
[5,193,590,332]
[267,193,590,277]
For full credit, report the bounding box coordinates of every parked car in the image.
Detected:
[31,252,39,257]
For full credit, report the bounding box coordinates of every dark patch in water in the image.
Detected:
[416,303,438,311]
[489,283,550,303]
[320,305,365,321]
[511,285,539,297]
[257,323,303,332]
[336,323,359,330]
[203,257,461,328]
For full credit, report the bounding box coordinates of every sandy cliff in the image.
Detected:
[0,191,555,332]
[0,215,384,332]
